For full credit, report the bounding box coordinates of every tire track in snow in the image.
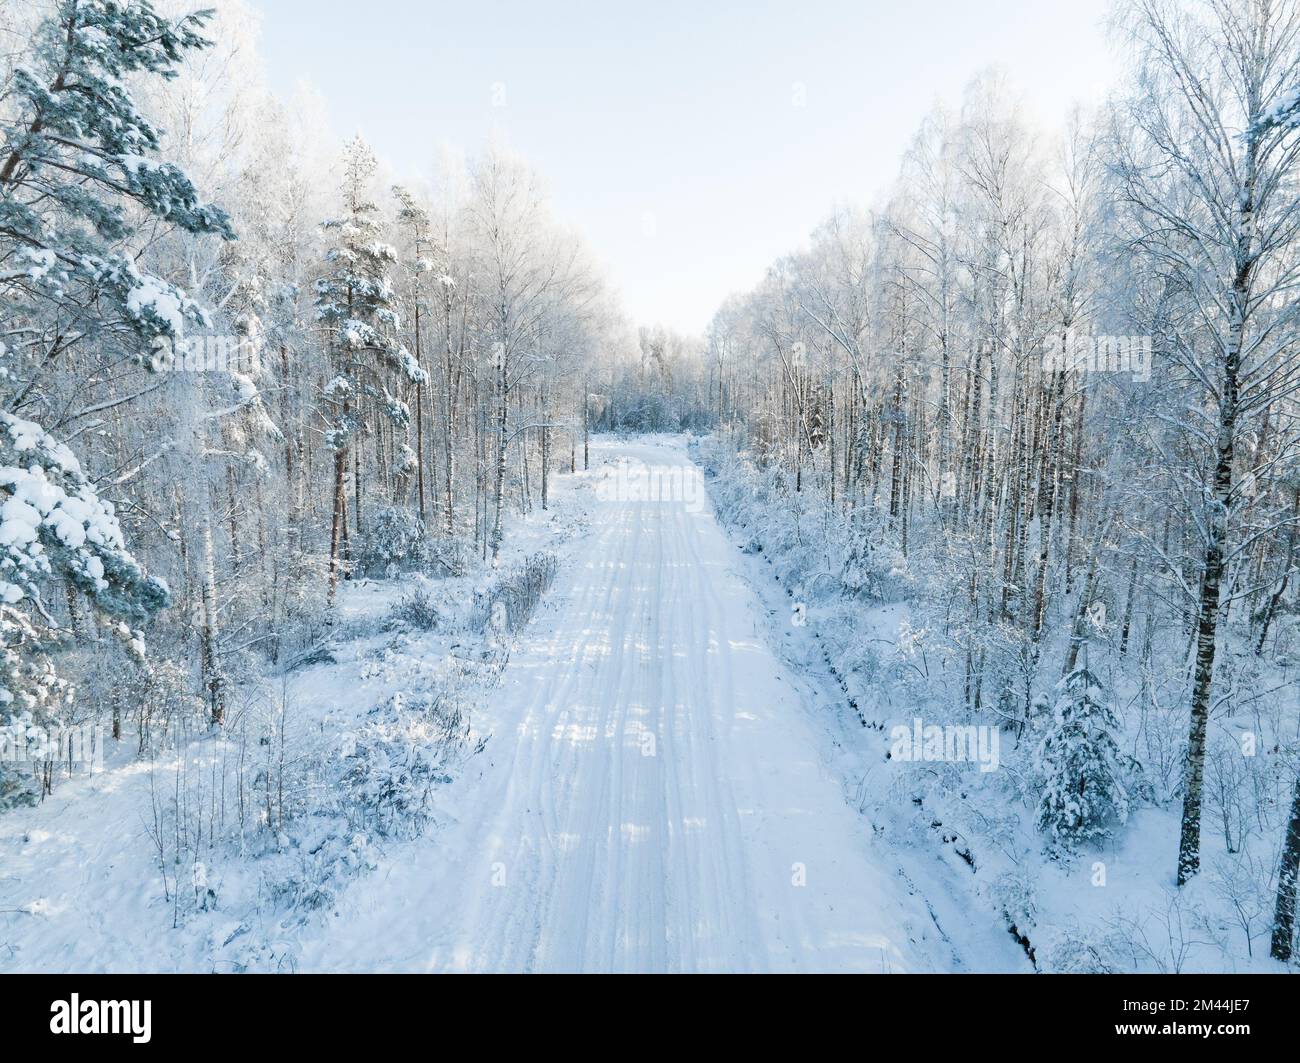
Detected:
[301,438,950,973]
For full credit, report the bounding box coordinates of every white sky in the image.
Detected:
[259,0,1121,334]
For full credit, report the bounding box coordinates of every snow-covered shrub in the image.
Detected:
[988,868,1039,935]
[425,535,472,577]
[821,600,883,685]
[134,658,208,754]
[0,711,44,808]
[1209,850,1277,959]
[881,619,938,701]
[608,392,680,432]
[1204,739,1266,855]
[841,517,908,603]
[1135,676,1189,804]
[339,689,472,839]
[1103,890,1210,973]
[355,505,429,577]
[383,588,443,632]
[253,823,378,921]
[476,553,559,635]
[693,436,765,541]
[70,645,203,757]
[1039,923,1125,973]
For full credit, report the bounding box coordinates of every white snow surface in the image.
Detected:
[298,439,939,972]
[1,437,959,973]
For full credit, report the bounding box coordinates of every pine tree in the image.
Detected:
[1,0,234,368]
[393,185,434,522]
[1034,663,1130,855]
[0,0,230,741]
[0,411,168,724]
[315,137,426,596]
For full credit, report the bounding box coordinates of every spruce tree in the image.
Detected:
[1034,663,1130,855]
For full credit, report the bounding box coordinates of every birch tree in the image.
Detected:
[1112,0,1300,885]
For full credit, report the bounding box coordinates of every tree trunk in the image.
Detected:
[414,301,427,523]
[540,383,550,511]
[490,349,508,560]
[353,447,363,537]
[442,295,456,536]
[327,446,347,601]
[1270,773,1300,962]
[199,511,225,726]
[1177,313,1239,886]
[1256,488,1299,655]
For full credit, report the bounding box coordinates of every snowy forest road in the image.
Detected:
[304,439,938,972]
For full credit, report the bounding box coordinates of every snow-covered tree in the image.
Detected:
[1034,664,1130,856]
[0,410,167,726]
[1273,766,1300,961]
[1112,0,1300,886]
[392,184,435,522]
[315,136,426,594]
[1255,83,1300,135]
[0,0,230,739]
[1,0,234,386]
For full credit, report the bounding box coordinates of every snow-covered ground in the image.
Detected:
[1,436,971,973]
[692,434,1298,974]
[293,437,948,971]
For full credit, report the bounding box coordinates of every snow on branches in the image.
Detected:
[0,0,234,359]
[0,411,167,714]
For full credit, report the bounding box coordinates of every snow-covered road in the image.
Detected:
[304,439,938,972]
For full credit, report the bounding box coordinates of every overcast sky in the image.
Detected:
[259,0,1121,334]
